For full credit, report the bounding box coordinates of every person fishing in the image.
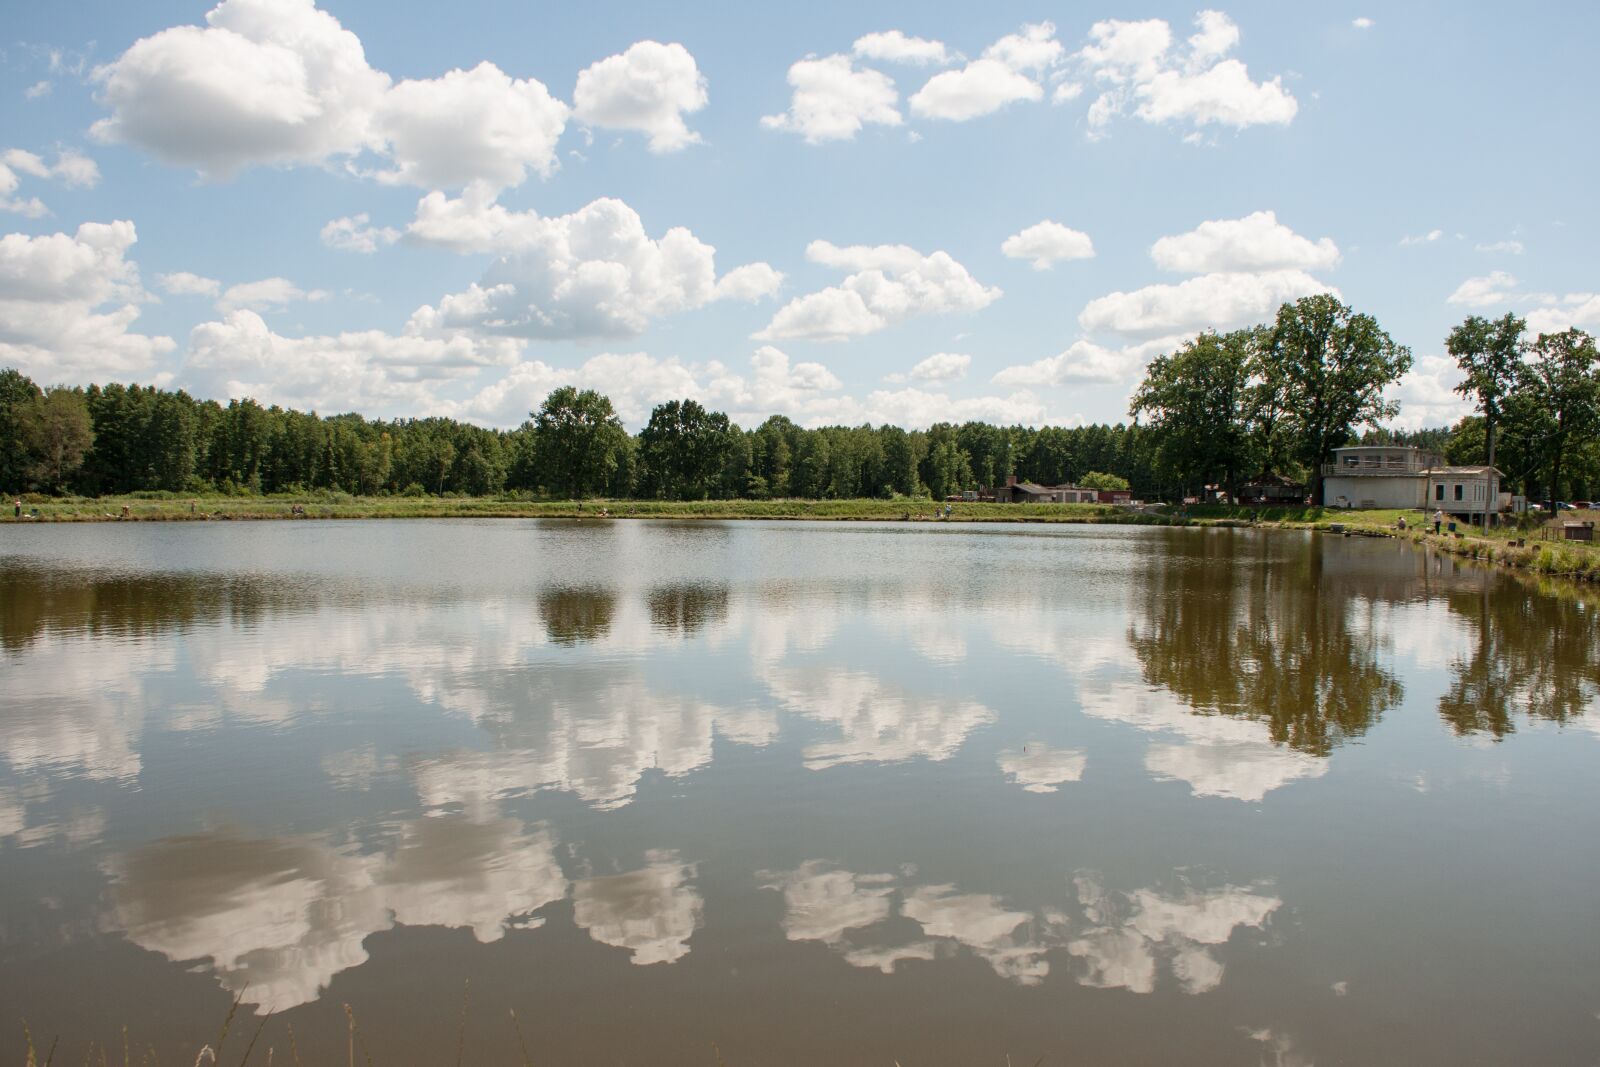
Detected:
[1433,508,1443,534]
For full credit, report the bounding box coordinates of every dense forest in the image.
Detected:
[3,295,1598,504]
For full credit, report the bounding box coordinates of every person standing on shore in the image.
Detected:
[1433,508,1443,534]
[12,499,19,519]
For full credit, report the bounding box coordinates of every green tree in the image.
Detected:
[21,387,95,492]
[1447,312,1524,525]
[638,398,734,500]
[0,368,43,492]
[1510,329,1600,505]
[1079,470,1130,491]
[1263,294,1413,505]
[532,386,629,498]
[1130,329,1257,500]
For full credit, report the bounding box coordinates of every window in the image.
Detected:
[1454,484,1464,501]
[1436,484,1445,501]
[1474,483,1484,501]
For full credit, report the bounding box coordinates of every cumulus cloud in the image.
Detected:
[852,31,951,66]
[1526,293,1600,336]
[1151,210,1339,273]
[1080,269,1330,340]
[0,147,100,216]
[573,41,708,152]
[217,276,331,313]
[320,212,400,254]
[1400,229,1443,246]
[89,0,590,190]
[1352,17,1375,30]
[761,54,902,143]
[409,190,779,339]
[756,239,1000,341]
[888,352,970,383]
[1446,271,1522,308]
[909,22,1062,121]
[374,62,569,188]
[0,220,175,381]
[185,308,521,414]
[1475,240,1524,255]
[1385,354,1474,431]
[156,271,221,297]
[992,339,1152,387]
[25,81,52,100]
[1001,220,1095,269]
[1075,11,1296,137]
[90,0,391,179]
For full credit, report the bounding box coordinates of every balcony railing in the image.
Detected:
[1322,462,1430,476]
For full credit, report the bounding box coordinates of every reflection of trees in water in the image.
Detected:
[1129,532,1403,756]
[1438,577,1600,738]
[537,586,616,646]
[0,564,314,652]
[646,582,729,636]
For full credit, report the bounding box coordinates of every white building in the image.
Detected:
[1322,446,1442,510]
[1322,446,1503,518]
[1426,466,1504,521]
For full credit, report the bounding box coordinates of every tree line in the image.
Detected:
[3,294,1598,504]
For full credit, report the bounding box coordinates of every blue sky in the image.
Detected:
[2,1,1596,429]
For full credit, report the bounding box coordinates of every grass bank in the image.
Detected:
[4,493,1149,525]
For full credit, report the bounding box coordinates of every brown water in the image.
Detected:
[1,520,1597,1065]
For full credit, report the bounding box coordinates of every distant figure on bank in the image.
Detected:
[1396,515,1407,531]
[12,499,19,518]
[120,504,131,520]
[190,500,196,514]
[1433,508,1443,534]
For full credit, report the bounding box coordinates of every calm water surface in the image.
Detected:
[1,520,1597,1065]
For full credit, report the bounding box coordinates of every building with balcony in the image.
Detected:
[1322,446,1503,517]
[1323,446,1441,509]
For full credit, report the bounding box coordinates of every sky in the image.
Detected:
[1,0,1596,431]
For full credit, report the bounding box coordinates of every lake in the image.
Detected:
[1,519,1597,1065]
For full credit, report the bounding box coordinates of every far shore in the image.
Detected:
[7,494,1598,584]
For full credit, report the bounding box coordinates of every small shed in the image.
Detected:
[1562,521,1594,542]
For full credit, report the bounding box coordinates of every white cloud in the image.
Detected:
[0,148,101,216]
[25,81,52,100]
[1077,12,1296,136]
[410,190,778,339]
[761,54,901,143]
[1400,229,1443,246]
[1150,210,1340,273]
[909,22,1061,122]
[1385,353,1473,431]
[852,31,950,66]
[185,308,521,414]
[756,239,1000,341]
[712,262,785,302]
[1527,293,1600,336]
[1080,269,1330,339]
[1446,270,1521,308]
[1475,239,1524,255]
[156,271,222,297]
[573,41,708,153]
[89,0,580,190]
[90,0,391,180]
[320,212,400,254]
[992,339,1152,387]
[1352,17,1375,30]
[1001,219,1095,269]
[218,276,331,313]
[0,220,175,381]
[375,62,568,189]
[890,351,970,383]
